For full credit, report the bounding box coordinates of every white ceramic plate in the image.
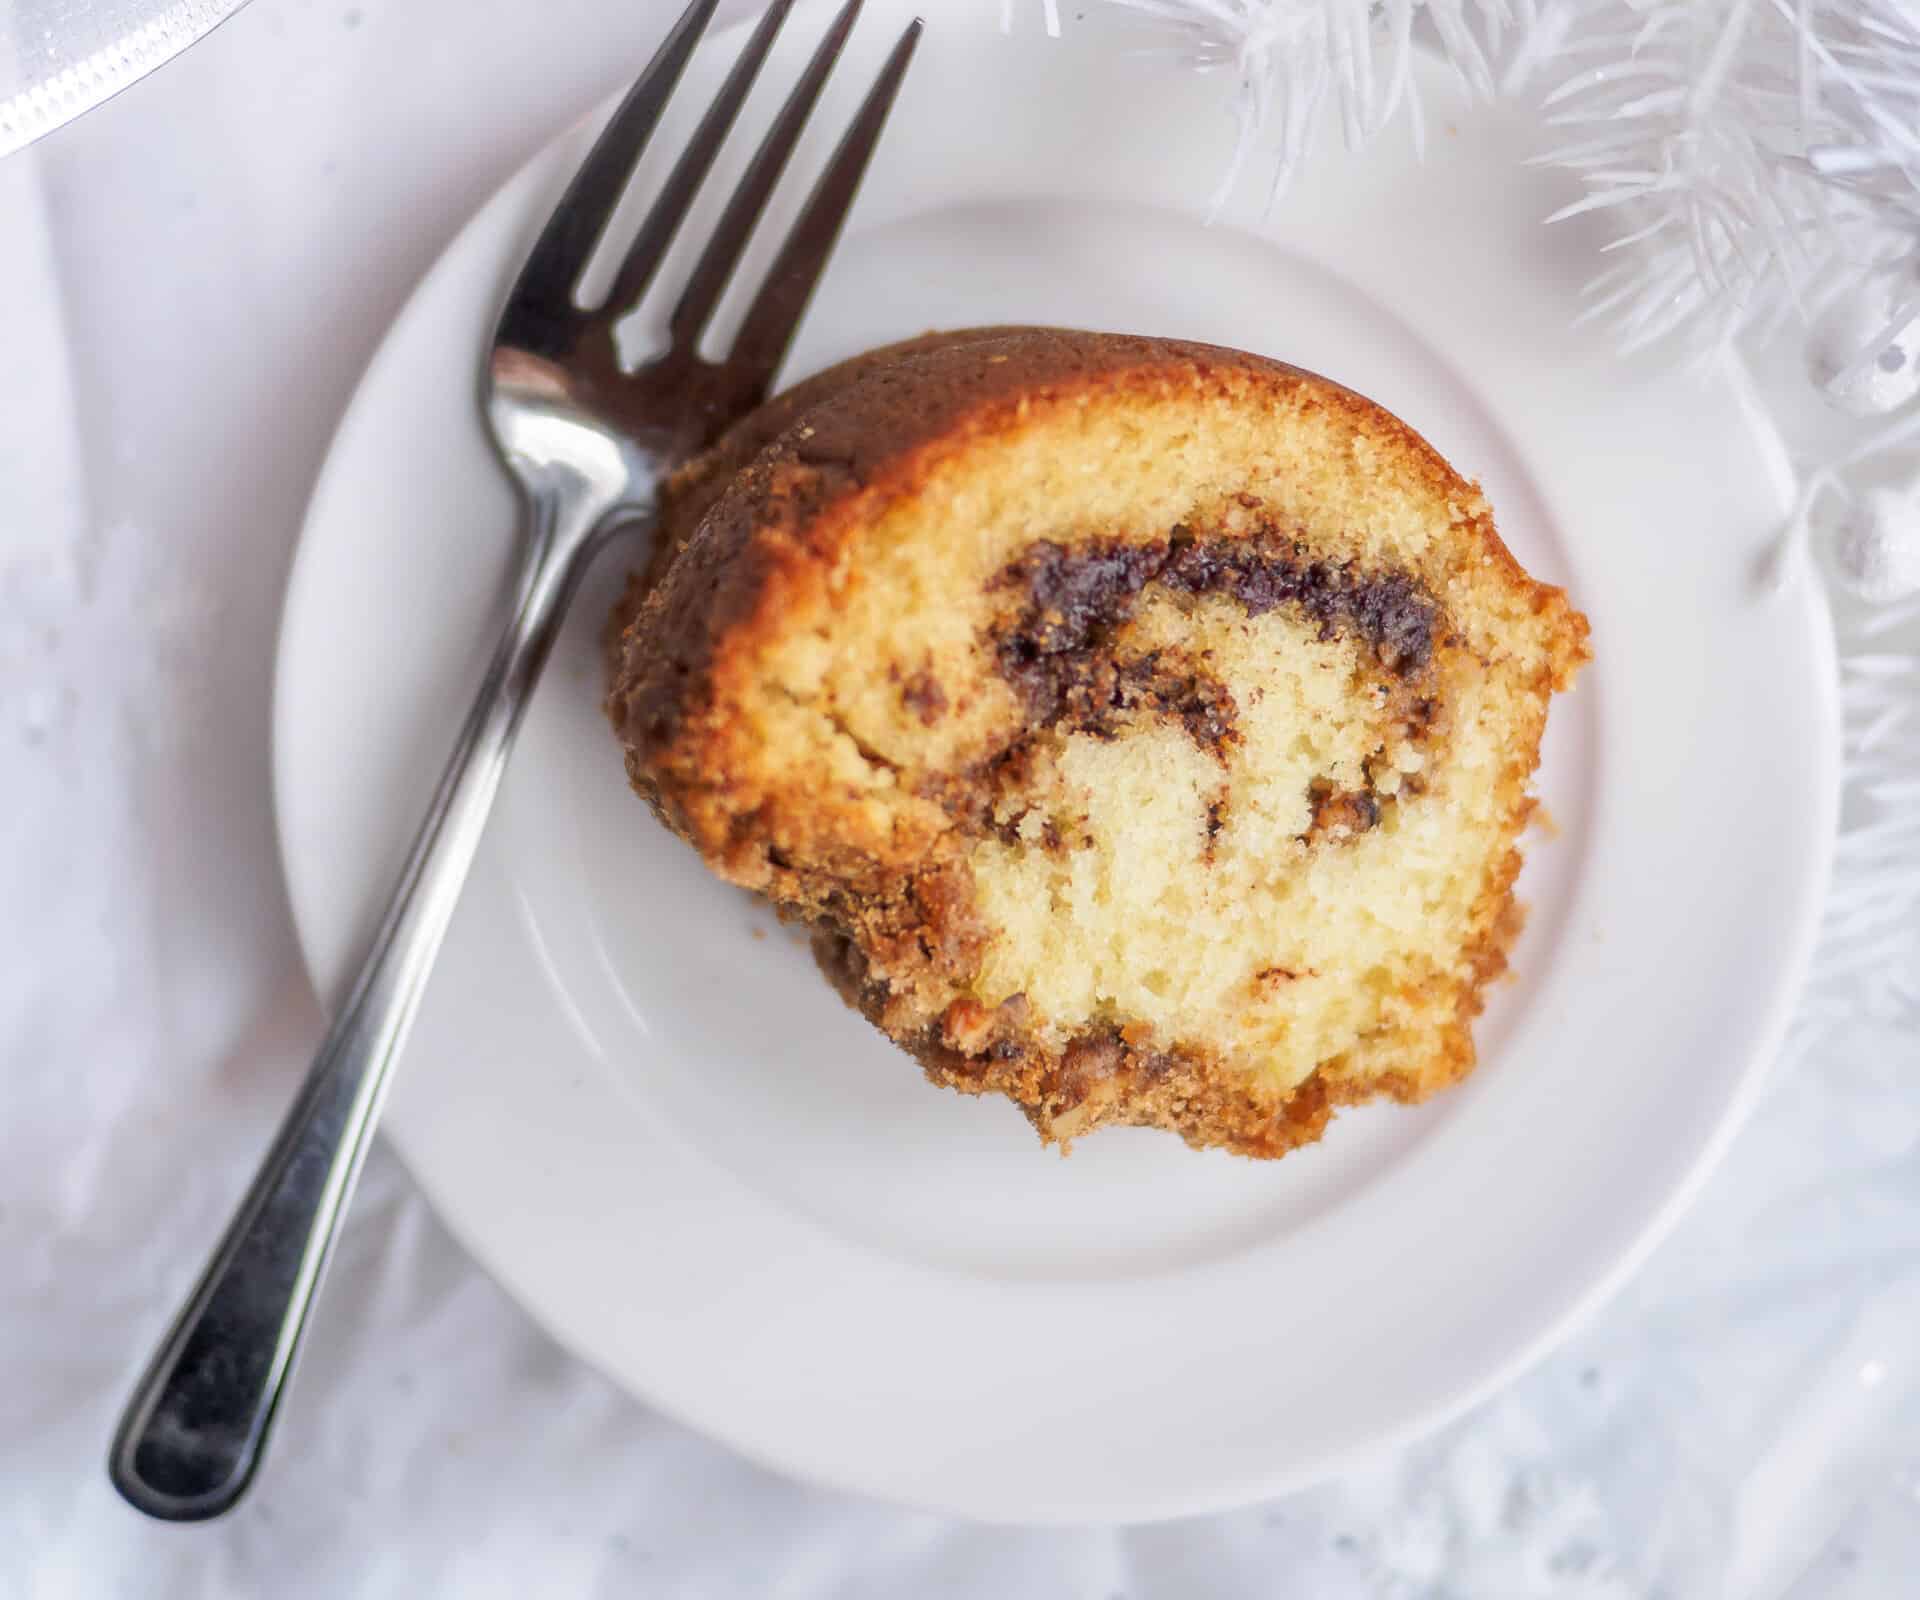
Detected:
[275,0,1838,1522]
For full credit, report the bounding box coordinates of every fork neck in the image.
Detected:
[527,468,646,565]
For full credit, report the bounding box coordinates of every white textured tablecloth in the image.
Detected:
[5,2,1919,1594]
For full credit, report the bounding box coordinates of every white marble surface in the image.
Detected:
[4,1,1919,1594]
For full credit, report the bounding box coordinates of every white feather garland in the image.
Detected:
[1064,0,1920,354]
[1052,0,1521,213]
[1530,0,1920,360]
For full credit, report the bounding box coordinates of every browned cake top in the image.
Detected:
[613,327,1532,762]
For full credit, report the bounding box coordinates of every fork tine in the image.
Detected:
[666,0,865,349]
[505,0,720,341]
[596,0,801,317]
[724,19,922,398]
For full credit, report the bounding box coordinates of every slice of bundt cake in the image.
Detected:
[606,328,1589,1158]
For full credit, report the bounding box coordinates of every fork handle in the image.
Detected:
[109,488,611,1521]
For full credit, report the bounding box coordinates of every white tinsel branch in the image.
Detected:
[1520,0,1920,357]
[1044,1,1524,213]
[1056,0,1920,358]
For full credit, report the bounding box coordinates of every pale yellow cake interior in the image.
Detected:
[718,375,1570,1096]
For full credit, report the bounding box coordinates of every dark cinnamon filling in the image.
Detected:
[904,527,1447,854]
[990,526,1439,753]
[1302,778,1381,842]
[1004,647,1239,750]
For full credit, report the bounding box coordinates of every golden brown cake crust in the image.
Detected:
[618,329,1539,752]
[608,328,1589,1157]
[606,328,1049,655]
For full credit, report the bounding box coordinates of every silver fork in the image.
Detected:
[109,0,920,1522]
